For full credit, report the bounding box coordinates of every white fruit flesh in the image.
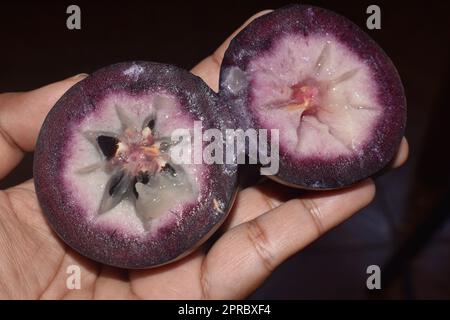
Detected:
[245,34,381,158]
[63,92,204,235]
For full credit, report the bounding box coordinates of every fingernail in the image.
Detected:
[70,73,89,80]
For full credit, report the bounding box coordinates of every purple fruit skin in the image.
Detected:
[219,5,407,189]
[34,62,238,269]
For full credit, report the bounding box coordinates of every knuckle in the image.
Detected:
[293,198,325,236]
[0,127,20,153]
[245,219,275,273]
[259,193,279,212]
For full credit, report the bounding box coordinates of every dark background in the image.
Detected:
[1,0,450,299]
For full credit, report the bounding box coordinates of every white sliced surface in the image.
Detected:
[63,92,204,235]
[246,34,381,158]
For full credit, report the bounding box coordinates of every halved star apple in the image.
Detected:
[34,62,238,268]
[219,5,406,189]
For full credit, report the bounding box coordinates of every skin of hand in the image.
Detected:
[0,11,408,299]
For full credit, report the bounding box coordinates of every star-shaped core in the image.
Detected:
[76,104,194,229]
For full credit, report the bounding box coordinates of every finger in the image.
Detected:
[129,251,206,299]
[224,136,408,230]
[202,179,375,299]
[0,74,88,179]
[191,10,273,90]
[391,137,409,168]
[222,180,303,230]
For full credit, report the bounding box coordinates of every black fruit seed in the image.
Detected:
[97,135,119,159]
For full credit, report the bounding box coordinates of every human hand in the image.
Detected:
[0,11,408,299]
